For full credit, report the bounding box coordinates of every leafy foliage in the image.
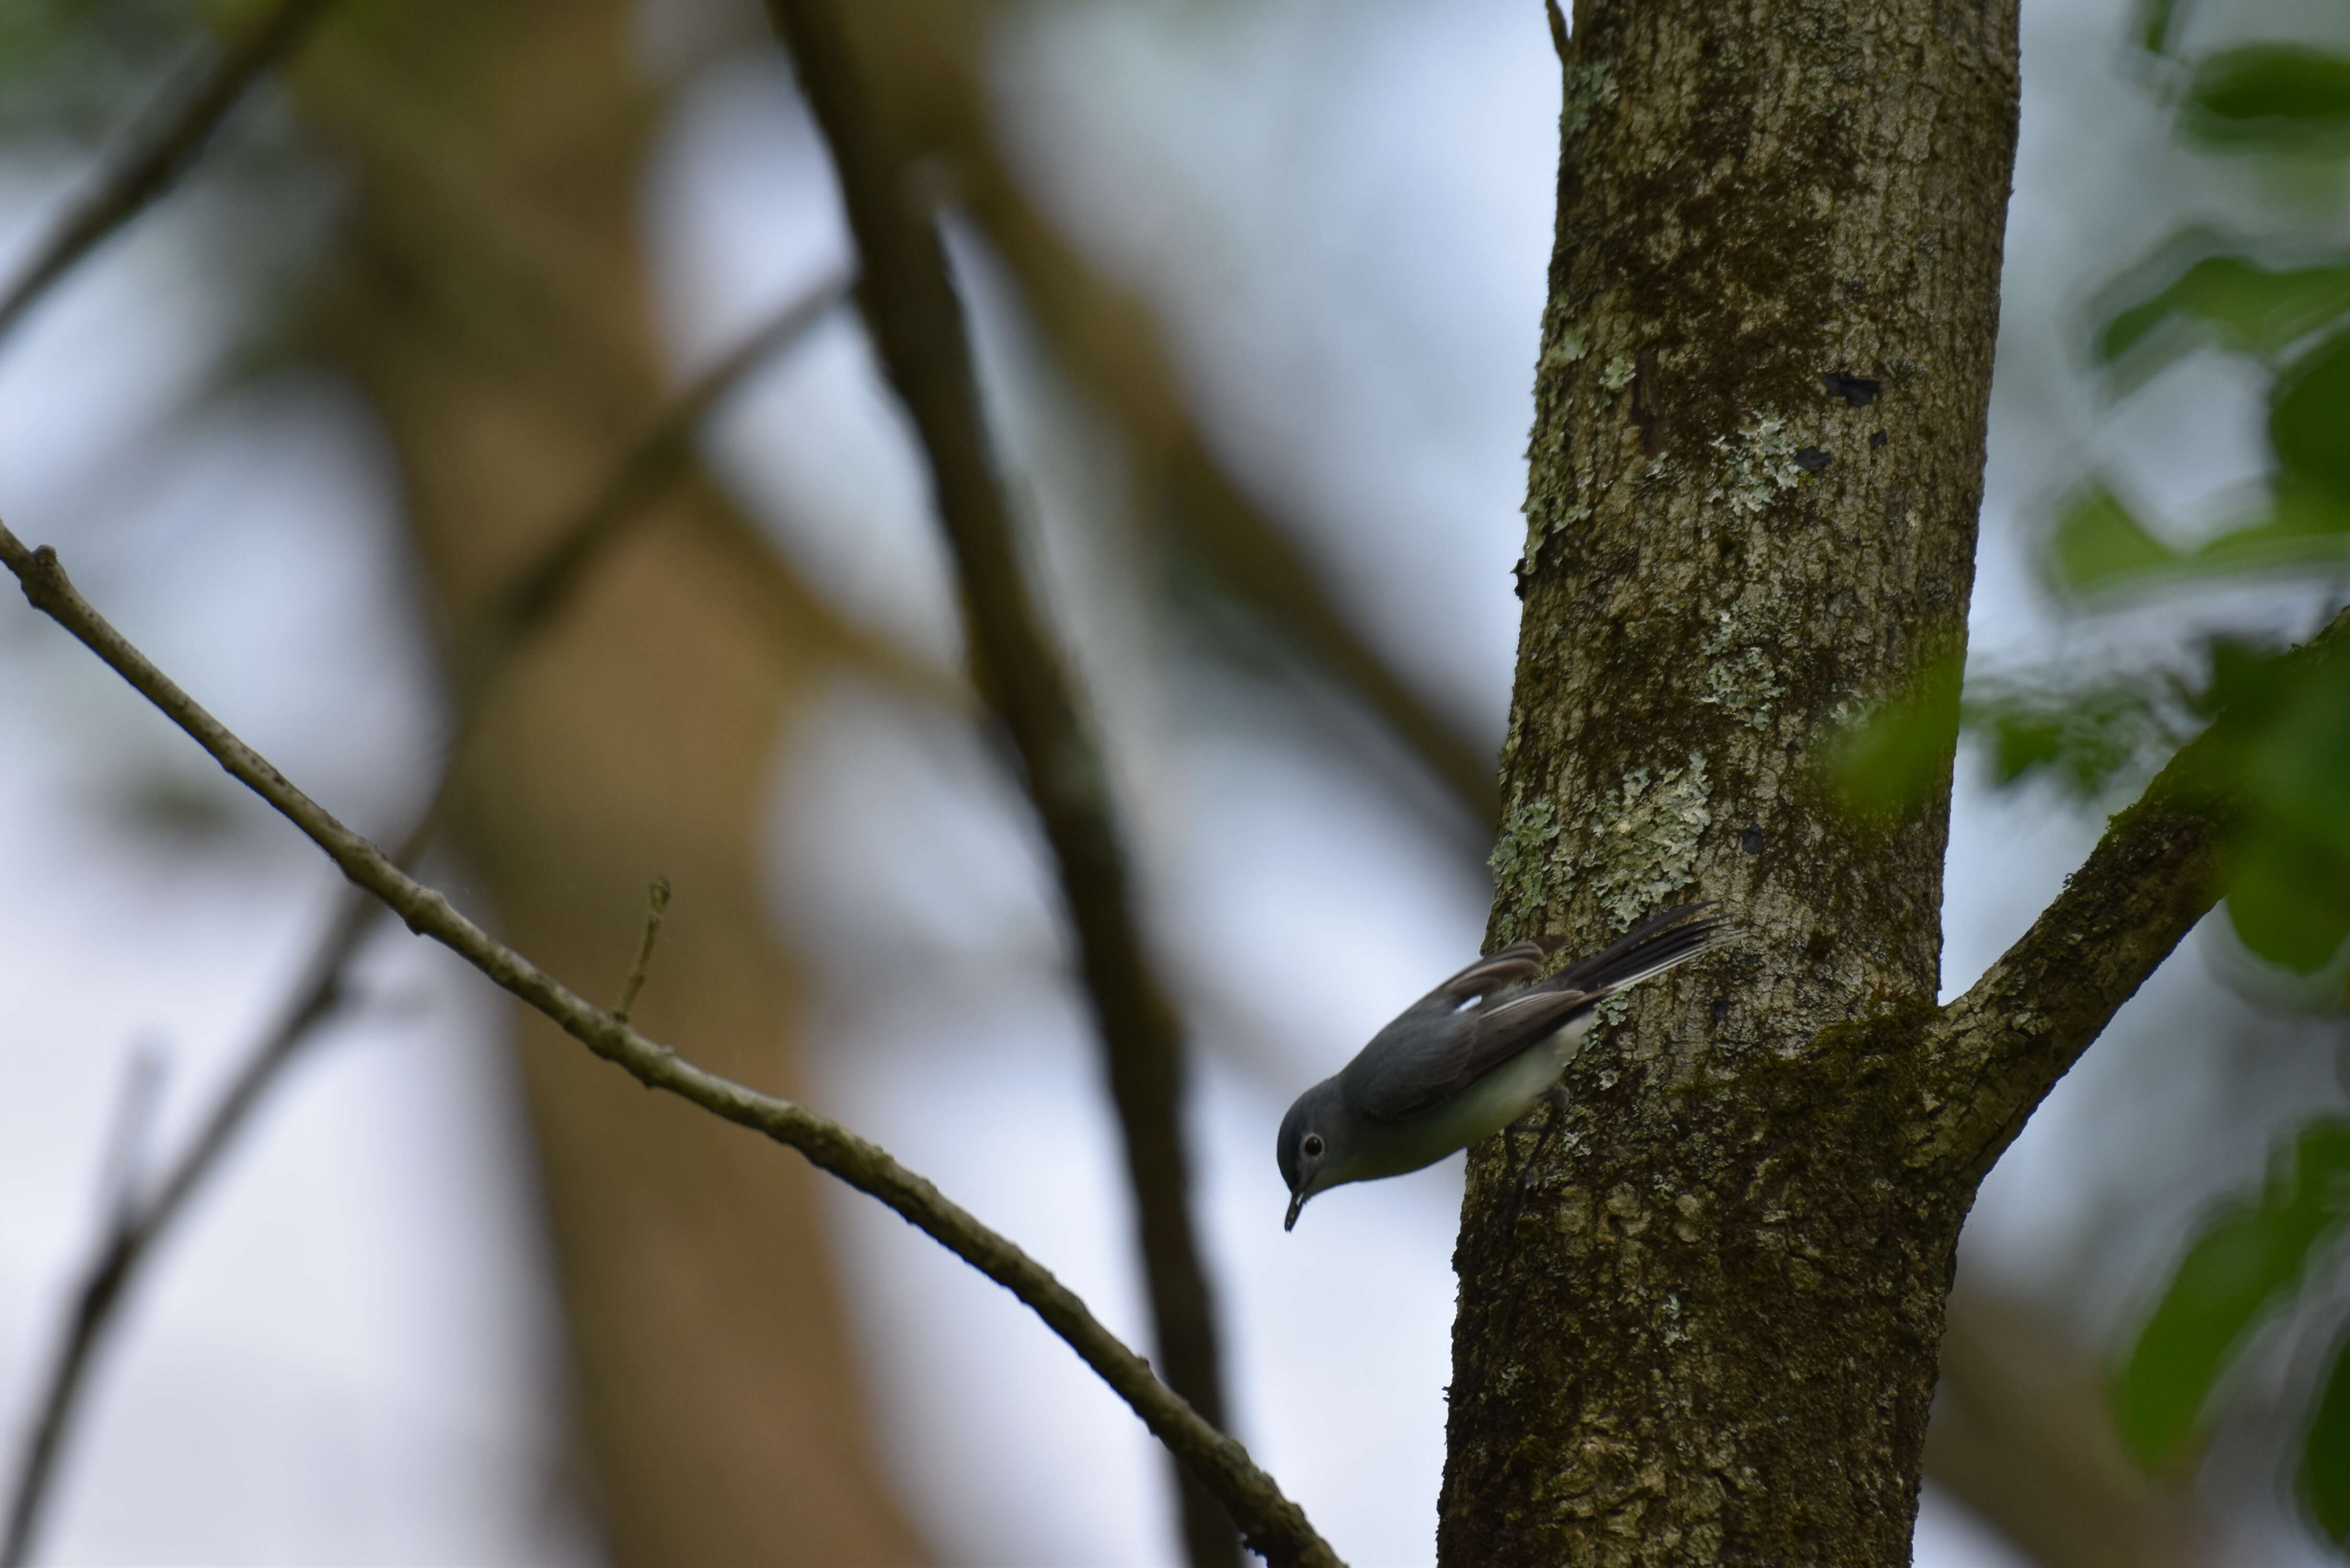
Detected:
[2182,46,2350,157]
[2115,1121,2350,1472]
[1965,673,2188,795]
[2304,1330,2350,1546]
[2090,234,2350,382]
[1826,669,1959,818]
[2274,329,2350,507]
[2055,4,2350,1545]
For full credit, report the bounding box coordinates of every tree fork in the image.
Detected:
[1442,1,2020,1563]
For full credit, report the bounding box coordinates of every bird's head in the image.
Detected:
[1276,1083,1340,1231]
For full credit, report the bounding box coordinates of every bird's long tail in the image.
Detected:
[1548,903,1733,997]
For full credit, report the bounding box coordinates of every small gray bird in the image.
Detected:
[1277,903,1730,1229]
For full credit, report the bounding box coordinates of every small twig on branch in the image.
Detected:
[755,6,1236,1561]
[0,274,850,1565]
[612,878,673,1025]
[0,520,1342,1568]
[0,0,341,345]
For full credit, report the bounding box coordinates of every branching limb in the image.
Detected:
[0,521,1341,1568]
[0,0,340,344]
[0,273,850,1566]
[756,5,1238,1562]
[1918,604,2350,1181]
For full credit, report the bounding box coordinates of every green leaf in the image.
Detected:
[2183,46,2350,155]
[2274,329,2350,506]
[2133,0,2189,59]
[2243,639,2350,834]
[2047,484,2179,595]
[1829,659,1961,818]
[2190,47,2350,155]
[2115,1120,2350,1472]
[2045,481,2350,600]
[1963,681,2181,797]
[2091,241,2350,382]
[2187,489,2350,576]
[2300,1326,2350,1546]
[2225,829,2350,974]
[2215,637,2350,974]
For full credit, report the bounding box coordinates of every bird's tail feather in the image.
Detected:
[1550,903,1732,997]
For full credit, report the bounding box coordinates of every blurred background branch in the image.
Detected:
[0,0,336,341]
[1927,1289,2209,1568]
[759,2,1233,1558]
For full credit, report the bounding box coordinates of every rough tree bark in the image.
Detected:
[1442,2,2020,1563]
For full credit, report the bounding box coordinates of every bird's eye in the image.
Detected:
[1302,1134,1324,1159]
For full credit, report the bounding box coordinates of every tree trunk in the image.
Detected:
[287,4,928,1561]
[1441,2,2020,1562]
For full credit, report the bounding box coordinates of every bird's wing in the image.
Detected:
[1342,988,1600,1122]
[1342,906,1727,1124]
[1333,939,1563,1122]
[1425,937,1562,1006]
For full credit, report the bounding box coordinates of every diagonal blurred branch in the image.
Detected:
[0,519,1343,1568]
[758,5,1236,1561]
[959,155,1500,829]
[2,878,378,1568]
[857,5,1496,826]
[1926,1289,2207,1568]
[0,275,848,1568]
[0,0,341,345]
[452,268,856,695]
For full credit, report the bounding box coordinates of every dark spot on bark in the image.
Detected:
[1824,371,1880,407]
[1741,825,1765,855]
[1512,560,1529,600]
[1793,446,1832,474]
[1711,998,1730,1025]
[1630,347,1662,457]
[1785,742,1799,759]
[1805,929,1835,963]
[1870,429,1888,449]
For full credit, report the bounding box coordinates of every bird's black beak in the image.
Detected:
[1284,1189,1307,1231]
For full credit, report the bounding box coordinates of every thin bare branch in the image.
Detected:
[1917,603,2350,1180]
[0,519,1342,1568]
[0,275,848,1565]
[757,5,1238,1562]
[0,0,340,345]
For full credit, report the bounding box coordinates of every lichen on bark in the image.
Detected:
[1581,753,1713,929]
